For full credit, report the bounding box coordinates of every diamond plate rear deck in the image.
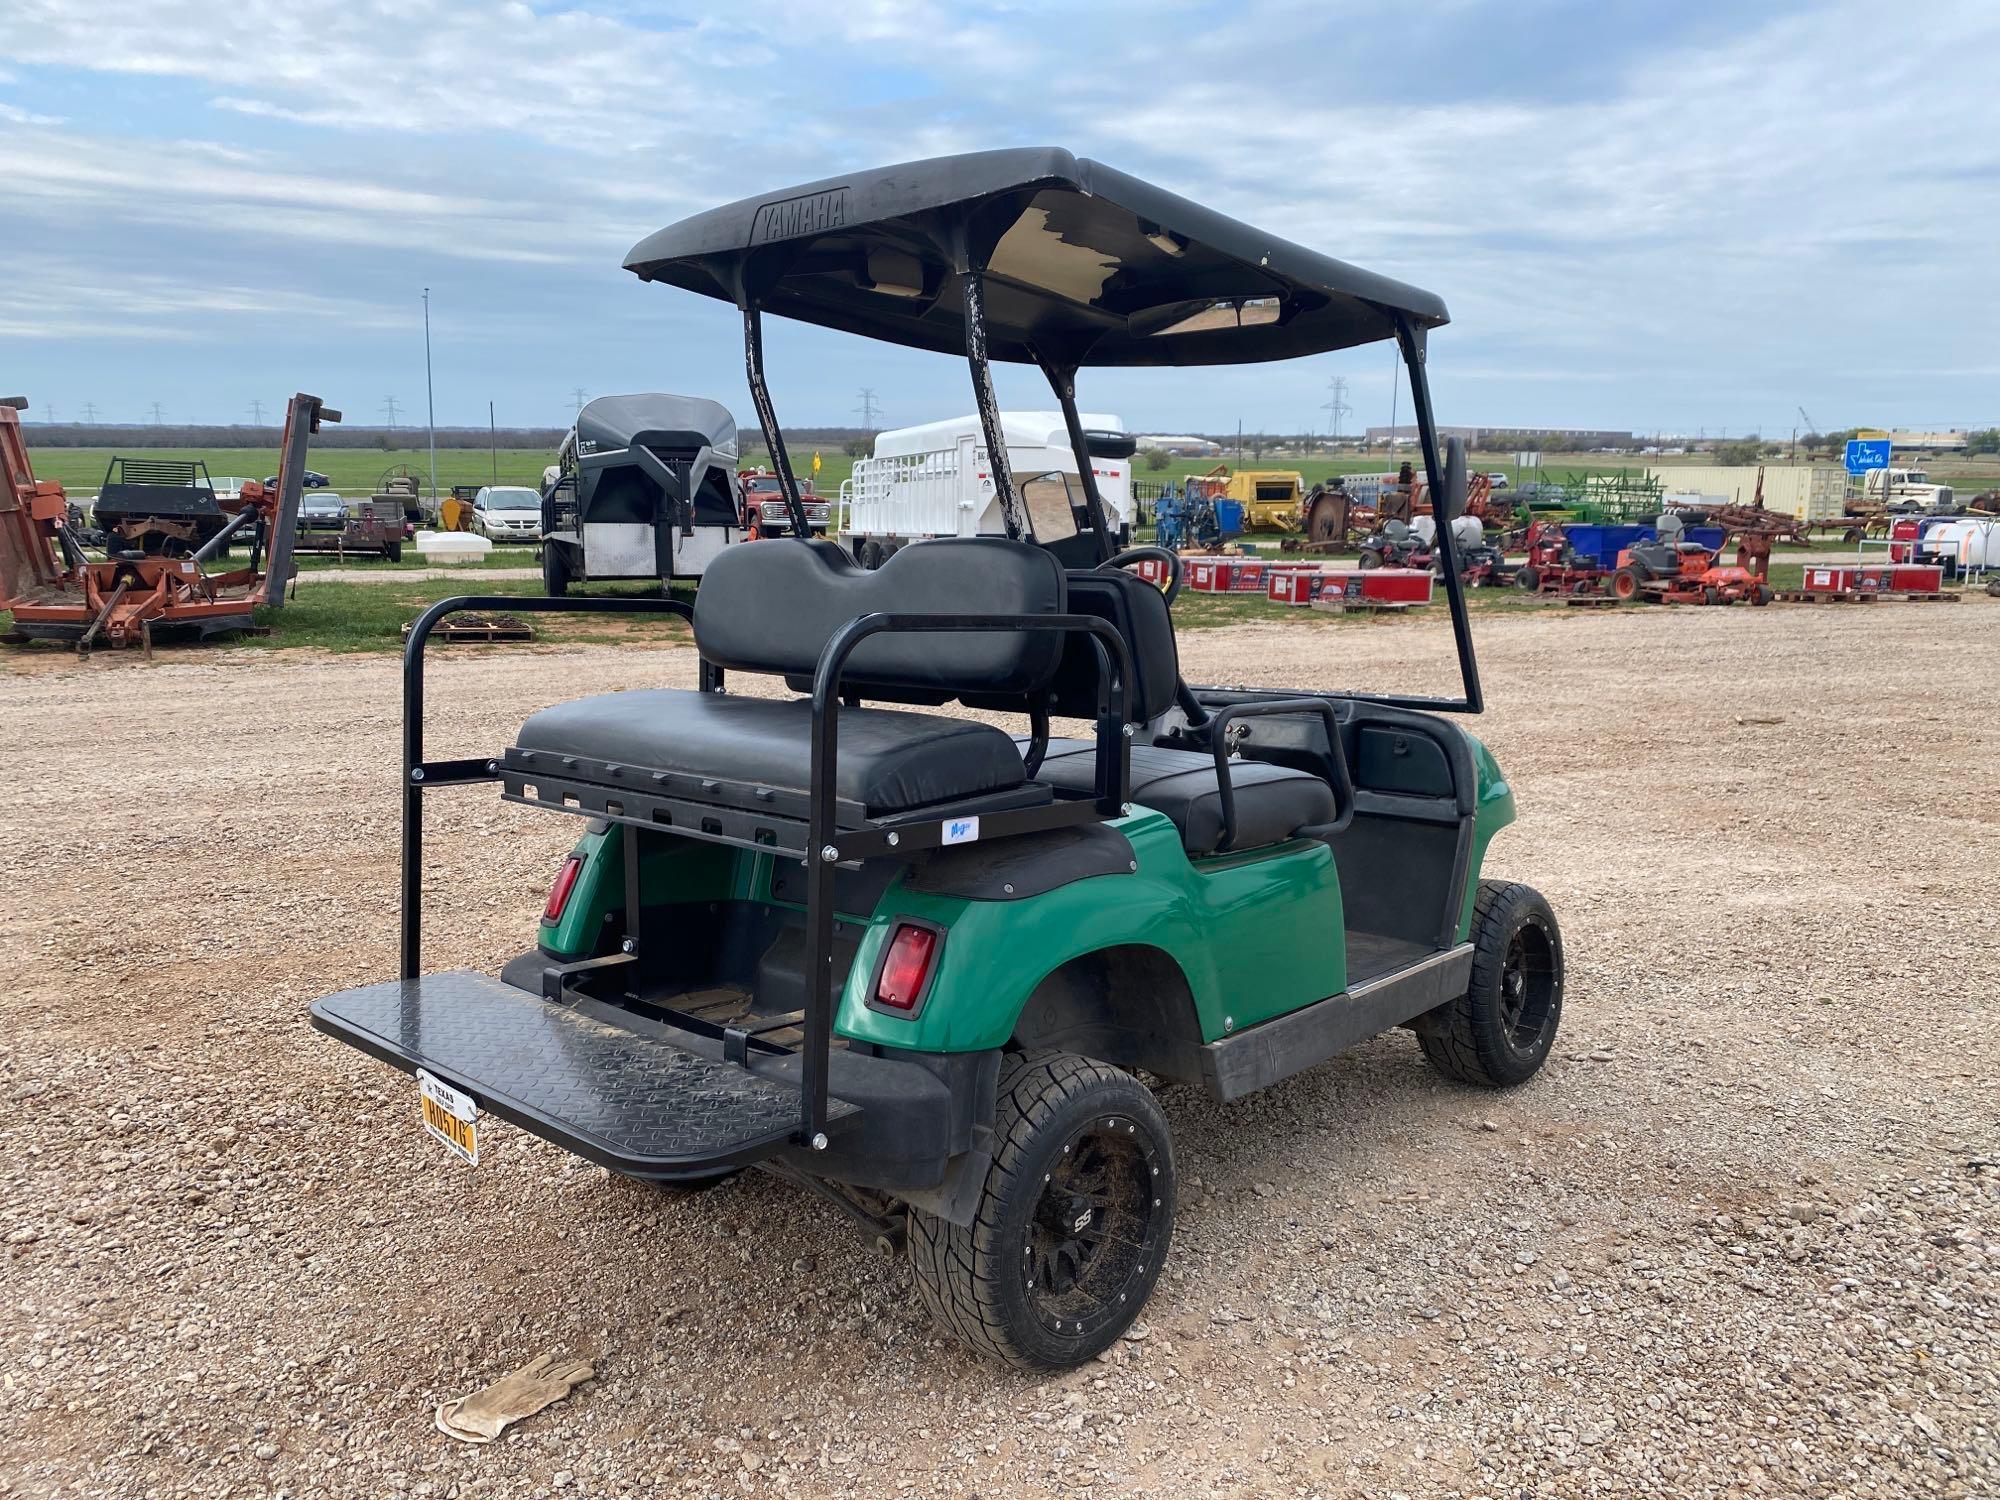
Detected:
[310,970,856,1175]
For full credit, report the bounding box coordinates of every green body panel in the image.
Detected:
[1456,729,1516,940]
[537,826,753,955]
[833,810,1344,1052]
[536,727,1518,1055]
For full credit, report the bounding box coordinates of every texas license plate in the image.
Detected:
[418,1069,479,1165]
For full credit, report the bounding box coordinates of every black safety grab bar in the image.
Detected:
[1201,697,1356,852]
[400,592,695,979]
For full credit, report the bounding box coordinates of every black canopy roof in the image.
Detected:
[624,149,1447,367]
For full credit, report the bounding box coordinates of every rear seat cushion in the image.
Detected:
[517,689,1028,817]
[1030,738,1336,855]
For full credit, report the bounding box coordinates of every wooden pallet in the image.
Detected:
[1777,590,1959,605]
[1309,597,1420,614]
[401,613,536,642]
[1556,594,1621,608]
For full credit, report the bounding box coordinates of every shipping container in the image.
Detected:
[1647,465,1846,520]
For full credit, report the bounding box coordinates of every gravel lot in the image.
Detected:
[2,598,1995,1499]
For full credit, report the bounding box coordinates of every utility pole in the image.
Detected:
[382,395,402,429]
[149,402,165,426]
[81,402,97,425]
[571,387,588,419]
[248,398,265,426]
[423,288,438,505]
[1386,343,1400,452]
[1322,375,1351,449]
[489,400,498,486]
[854,387,881,430]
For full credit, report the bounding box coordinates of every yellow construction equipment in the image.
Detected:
[1187,465,1309,533]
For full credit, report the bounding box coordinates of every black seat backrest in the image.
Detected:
[696,537,1066,699]
[1046,571,1179,724]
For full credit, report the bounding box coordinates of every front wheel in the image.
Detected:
[909,1051,1175,1370]
[1417,880,1563,1088]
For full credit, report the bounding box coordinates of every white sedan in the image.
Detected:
[471,486,543,541]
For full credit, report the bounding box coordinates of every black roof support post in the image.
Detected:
[741,304,813,539]
[1033,353,1117,563]
[1393,313,1484,714]
[959,271,1028,541]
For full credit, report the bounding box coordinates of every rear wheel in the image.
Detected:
[1357,549,1383,570]
[1610,566,1644,602]
[1417,880,1563,1088]
[542,542,570,597]
[1702,585,1722,606]
[909,1050,1175,1370]
[1513,565,1541,592]
[1752,584,1773,606]
[386,540,403,562]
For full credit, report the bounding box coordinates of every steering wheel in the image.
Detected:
[1098,545,1183,604]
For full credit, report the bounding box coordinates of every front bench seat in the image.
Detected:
[1029,738,1336,855]
[515,690,1030,817]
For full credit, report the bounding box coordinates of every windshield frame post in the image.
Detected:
[1394,314,1484,713]
[740,303,812,539]
[1033,353,1117,563]
[959,271,1028,541]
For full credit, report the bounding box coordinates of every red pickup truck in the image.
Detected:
[738,470,831,538]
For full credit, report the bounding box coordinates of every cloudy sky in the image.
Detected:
[4,0,1995,438]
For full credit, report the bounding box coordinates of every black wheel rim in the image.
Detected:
[1499,921,1558,1051]
[1022,1115,1164,1341]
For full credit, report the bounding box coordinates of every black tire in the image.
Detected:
[1611,565,1644,602]
[1357,549,1383,570]
[1417,880,1563,1088]
[909,1050,1175,1370]
[542,542,570,597]
[1514,565,1542,592]
[1752,584,1773,606]
[386,540,403,562]
[859,539,886,570]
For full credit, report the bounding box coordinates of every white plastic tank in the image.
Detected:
[414,530,493,564]
[1449,514,1485,550]
[1916,517,2000,574]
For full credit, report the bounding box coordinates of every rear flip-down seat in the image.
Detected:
[510,689,1036,818]
[499,537,1074,840]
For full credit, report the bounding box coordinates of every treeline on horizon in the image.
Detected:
[15,421,896,451]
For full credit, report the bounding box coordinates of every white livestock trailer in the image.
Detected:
[839,411,1135,566]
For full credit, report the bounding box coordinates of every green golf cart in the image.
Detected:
[310,149,1564,1370]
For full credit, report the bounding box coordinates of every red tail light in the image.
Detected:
[542,853,584,923]
[874,924,938,1013]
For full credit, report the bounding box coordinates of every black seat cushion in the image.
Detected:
[517,689,1030,817]
[1030,738,1336,855]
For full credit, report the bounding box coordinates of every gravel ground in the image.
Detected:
[1,598,1995,1499]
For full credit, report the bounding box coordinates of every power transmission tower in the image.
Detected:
[248,398,265,426]
[45,403,56,424]
[81,402,97,425]
[149,402,165,426]
[571,387,588,419]
[1321,375,1351,446]
[381,396,402,429]
[854,388,881,429]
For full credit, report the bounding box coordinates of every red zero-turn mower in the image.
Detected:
[1609,516,1772,606]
